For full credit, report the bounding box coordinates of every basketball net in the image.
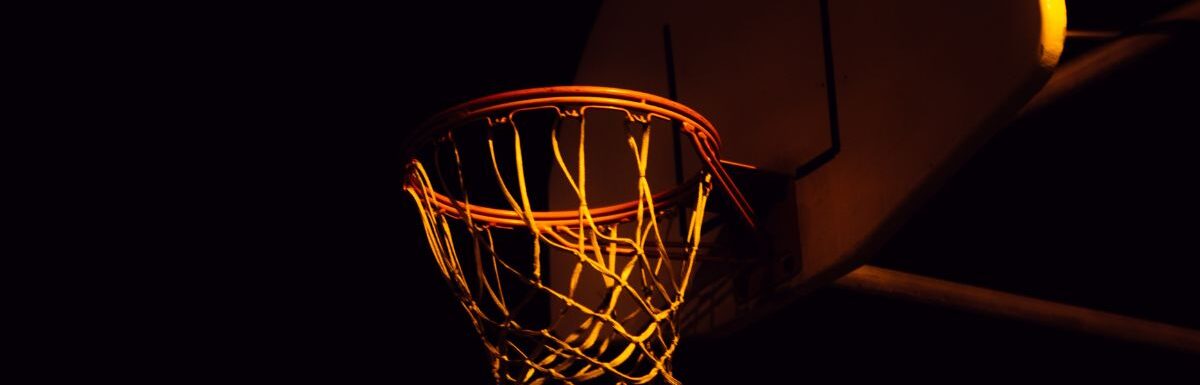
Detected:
[404,87,752,384]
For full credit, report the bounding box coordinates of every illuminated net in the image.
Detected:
[403,87,752,385]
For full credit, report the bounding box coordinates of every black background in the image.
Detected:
[61,0,1199,382]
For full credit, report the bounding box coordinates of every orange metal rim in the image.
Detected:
[404,85,755,229]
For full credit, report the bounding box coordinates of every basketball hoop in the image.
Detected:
[404,86,753,384]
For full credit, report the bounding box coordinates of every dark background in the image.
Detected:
[73,0,1198,382]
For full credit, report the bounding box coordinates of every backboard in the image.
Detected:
[560,0,1067,335]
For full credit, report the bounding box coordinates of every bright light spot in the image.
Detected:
[1040,0,1068,68]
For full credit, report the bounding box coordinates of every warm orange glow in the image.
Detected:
[1040,0,1067,68]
